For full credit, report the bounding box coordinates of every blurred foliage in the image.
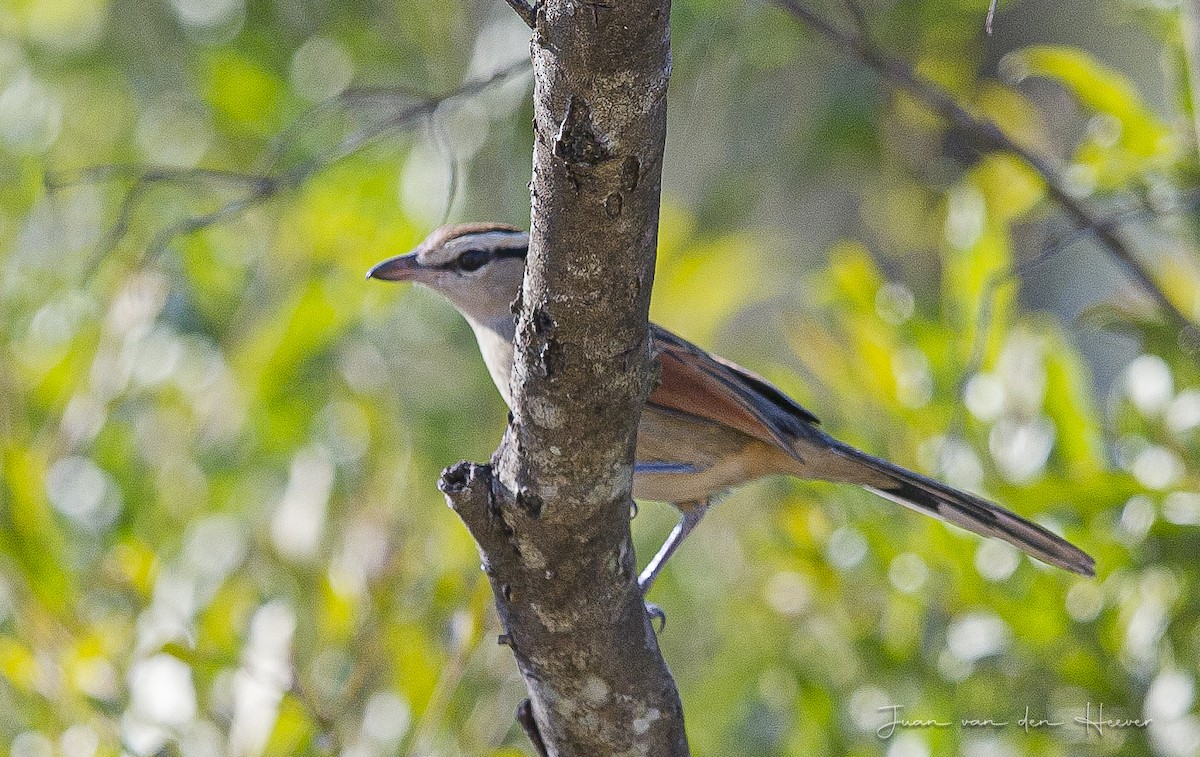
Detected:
[2,0,1200,755]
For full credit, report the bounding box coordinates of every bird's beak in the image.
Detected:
[366,251,425,282]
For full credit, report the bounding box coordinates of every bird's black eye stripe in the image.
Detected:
[437,243,526,272]
[495,245,528,260]
[456,249,490,272]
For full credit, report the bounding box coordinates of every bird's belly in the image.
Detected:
[632,404,782,503]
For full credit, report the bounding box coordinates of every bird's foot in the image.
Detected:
[644,600,666,633]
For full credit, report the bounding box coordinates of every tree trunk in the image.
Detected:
[438,0,686,754]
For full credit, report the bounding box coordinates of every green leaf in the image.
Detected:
[1011,46,1173,161]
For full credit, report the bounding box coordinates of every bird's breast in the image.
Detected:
[472,321,516,405]
[469,324,792,504]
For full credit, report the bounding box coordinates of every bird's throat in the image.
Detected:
[470,317,517,406]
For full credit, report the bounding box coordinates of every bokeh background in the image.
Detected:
[2,0,1200,754]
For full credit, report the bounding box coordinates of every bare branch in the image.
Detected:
[770,0,1200,351]
[443,0,686,750]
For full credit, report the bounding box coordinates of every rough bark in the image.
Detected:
[438,0,686,754]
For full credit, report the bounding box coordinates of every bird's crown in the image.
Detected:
[416,223,529,270]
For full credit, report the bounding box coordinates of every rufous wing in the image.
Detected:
[647,325,821,453]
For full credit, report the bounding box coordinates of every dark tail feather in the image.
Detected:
[832,443,1095,577]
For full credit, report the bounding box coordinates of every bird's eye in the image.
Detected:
[457,249,489,272]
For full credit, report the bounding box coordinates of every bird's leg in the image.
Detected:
[638,500,710,592]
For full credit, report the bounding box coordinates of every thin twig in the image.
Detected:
[945,187,1200,441]
[964,203,1154,382]
[400,599,484,756]
[503,0,537,29]
[289,656,344,755]
[840,0,871,42]
[81,180,149,276]
[144,191,272,262]
[63,60,530,269]
[46,165,274,192]
[428,107,462,228]
[770,0,1200,349]
[254,85,429,174]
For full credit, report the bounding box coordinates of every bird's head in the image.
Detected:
[367,223,529,326]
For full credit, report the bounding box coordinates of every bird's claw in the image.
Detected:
[644,601,666,633]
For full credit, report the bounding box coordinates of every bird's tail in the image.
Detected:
[821,441,1095,577]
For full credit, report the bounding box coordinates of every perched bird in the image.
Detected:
[368,223,1095,590]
